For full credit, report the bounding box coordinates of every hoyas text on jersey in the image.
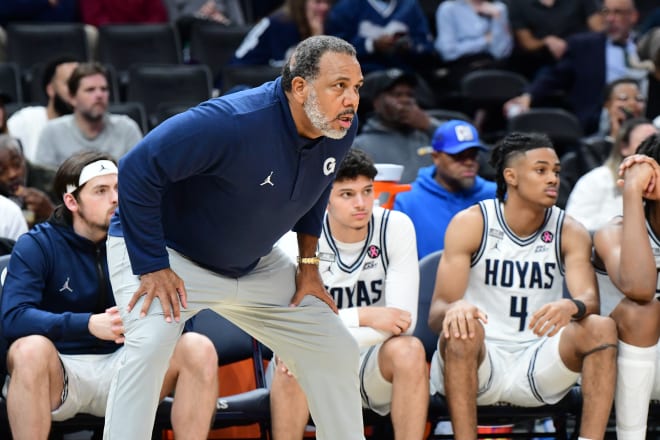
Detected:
[484,259,556,289]
[327,280,383,308]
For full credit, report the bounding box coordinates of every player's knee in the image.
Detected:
[272,366,303,395]
[7,335,55,374]
[386,336,427,371]
[174,333,218,380]
[612,298,660,340]
[442,332,482,360]
[578,315,618,355]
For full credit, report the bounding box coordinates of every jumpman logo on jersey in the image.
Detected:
[59,277,73,293]
[260,171,274,187]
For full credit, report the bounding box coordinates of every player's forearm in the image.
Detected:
[296,232,319,258]
[618,187,657,300]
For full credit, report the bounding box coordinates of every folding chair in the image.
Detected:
[6,23,89,73]
[189,22,252,82]
[108,102,148,135]
[156,309,271,439]
[126,64,212,129]
[221,65,281,95]
[6,23,90,103]
[460,69,528,142]
[98,23,182,98]
[426,108,472,124]
[0,62,23,104]
[508,108,584,157]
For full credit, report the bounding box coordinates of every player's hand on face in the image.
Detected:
[291,265,338,313]
[442,300,487,340]
[528,299,572,337]
[15,186,55,221]
[618,154,660,199]
[130,268,188,323]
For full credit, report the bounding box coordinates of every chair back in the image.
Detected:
[98,24,182,79]
[126,64,212,128]
[109,102,148,135]
[6,23,89,72]
[221,65,281,95]
[508,108,584,156]
[0,62,23,104]
[413,250,442,362]
[189,23,251,81]
[460,69,528,105]
[373,181,411,209]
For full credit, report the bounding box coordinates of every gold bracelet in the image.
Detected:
[297,256,320,265]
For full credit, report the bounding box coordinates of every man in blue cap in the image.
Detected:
[394,119,496,259]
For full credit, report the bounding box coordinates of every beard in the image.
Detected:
[77,204,111,236]
[53,92,73,116]
[303,88,351,140]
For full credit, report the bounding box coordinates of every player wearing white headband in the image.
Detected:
[0,151,219,440]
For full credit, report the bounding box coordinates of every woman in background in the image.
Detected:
[566,117,658,231]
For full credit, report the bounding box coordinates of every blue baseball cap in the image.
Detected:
[431,120,486,154]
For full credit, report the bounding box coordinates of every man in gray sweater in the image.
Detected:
[34,63,142,169]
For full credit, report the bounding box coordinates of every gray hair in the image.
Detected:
[281,35,356,92]
[0,134,22,154]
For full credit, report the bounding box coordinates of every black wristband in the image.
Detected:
[570,299,586,320]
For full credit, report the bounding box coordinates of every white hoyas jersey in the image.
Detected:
[465,199,565,348]
[320,207,390,309]
[597,220,660,317]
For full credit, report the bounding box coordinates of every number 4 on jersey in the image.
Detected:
[510,295,528,331]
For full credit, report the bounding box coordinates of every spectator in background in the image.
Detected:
[565,117,657,231]
[232,0,333,67]
[0,194,27,242]
[165,0,246,48]
[0,0,81,63]
[596,77,647,140]
[557,78,647,209]
[504,0,645,136]
[353,68,442,183]
[394,120,496,259]
[637,27,660,123]
[0,135,57,227]
[508,0,604,80]
[34,63,142,170]
[8,56,78,163]
[80,0,168,27]
[325,0,437,76]
[0,0,79,26]
[434,0,513,89]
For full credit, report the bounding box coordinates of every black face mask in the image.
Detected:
[53,92,73,116]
